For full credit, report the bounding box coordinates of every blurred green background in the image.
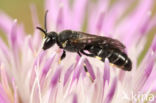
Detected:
[0,0,45,34]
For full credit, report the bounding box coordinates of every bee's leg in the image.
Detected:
[61,50,66,60]
[78,50,94,72]
[81,50,103,61]
[59,50,66,64]
[80,50,95,57]
[77,51,93,82]
[77,51,87,72]
[77,51,82,57]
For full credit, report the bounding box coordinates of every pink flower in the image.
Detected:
[0,0,156,103]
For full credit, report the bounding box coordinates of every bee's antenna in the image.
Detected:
[44,10,48,32]
[36,10,49,37]
[36,27,47,36]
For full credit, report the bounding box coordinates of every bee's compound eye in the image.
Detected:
[43,36,56,50]
[45,37,51,43]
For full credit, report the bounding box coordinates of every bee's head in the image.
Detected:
[37,10,58,50]
[37,27,58,50]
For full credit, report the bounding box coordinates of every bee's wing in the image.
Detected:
[98,36,126,52]
[70,32,125,52]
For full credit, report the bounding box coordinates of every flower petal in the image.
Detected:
[30,4,39,28]
[12,78,18,103]
[63,64,74,86]
[40,52,56,87]
[151,35,156,52]
[103,58,110,86]
[72,93,78,103]
[116,0,153,46]
[72,0,88,30]
[0,83,10,103]
[0,38,10,62]
[45,0,71,30]
[104,76,117,103]
[71,57,85,84]
[96,12,105,33]
[50,66,62,88]
[0,12,13,35]
[42,52,56,76]
[9,19,17,48]
[84,58,96,81]
[56,7,64,31]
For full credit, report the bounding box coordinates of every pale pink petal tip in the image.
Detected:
[0,83,10,103]
[104,77,117,103]
[10,19,18,47]
[30,4,39,28]
[0,12,13,35]
[51,66,62,88]
[56,7,64,30]
[40,53,56,86]
[72,57,85,83]
[142,35,156,83]
[85,59,96,81]
[0,64,10,90]
[76,54,80,62]
[34,50,46,66]
[72,93,78,103]
[42,53,56,76]
[151,35,156,52]
[0,39,9,61]
[140,17,150,34]
[73,0,88,29]
[63,64,74,86]
[143,53,155,82]
[103,58,110,86]
[96,12,105,32]
[12,78,18,103]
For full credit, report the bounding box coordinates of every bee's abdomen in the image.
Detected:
[98,49,132,71]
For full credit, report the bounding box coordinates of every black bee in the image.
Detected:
[37,11,132,71]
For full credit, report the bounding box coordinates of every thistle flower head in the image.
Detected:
[0,0,156,103]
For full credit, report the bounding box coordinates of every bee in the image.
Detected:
[37,11,132,71]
